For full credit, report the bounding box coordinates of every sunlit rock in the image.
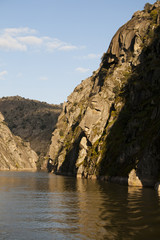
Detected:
[128,169,143,187]
[0,112,38,170]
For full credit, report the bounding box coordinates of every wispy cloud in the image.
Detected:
[46,38,78,52]
[17,36,43,46]
[85,53,101,59]
[59,45,77,51]
[75,67,90,73]
[0,70,8,80]
[0,35,27,51]
[4,27,37,36]
[46,38,63,51]
[0,27,80,52]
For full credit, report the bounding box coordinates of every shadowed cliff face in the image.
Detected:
[0,112,38,170]
[49,2,160,186]
[98,28,160,187]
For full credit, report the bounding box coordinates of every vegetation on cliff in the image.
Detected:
[0,96,62,168]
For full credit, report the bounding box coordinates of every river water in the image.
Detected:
[0,171,160,240]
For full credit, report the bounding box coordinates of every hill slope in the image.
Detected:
[48,1,160,187]
[0,96,62,166]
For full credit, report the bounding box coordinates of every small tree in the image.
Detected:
[150,9,158,23]
[144,3,152,12]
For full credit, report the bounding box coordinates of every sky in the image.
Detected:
[0,0,156,104]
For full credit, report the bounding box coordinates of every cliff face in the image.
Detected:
[0,96,62,167]
[49,2,160,187]
[0,112,37,170]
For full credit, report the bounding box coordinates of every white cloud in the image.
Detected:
[85,53,101,59]
[0,27,80,52]
[18,36,43,45]
[4,27,37,36]
[46,39,77,52]
[0,70,8,80]
[75,67,90,73]
[59,45,77,51]
[0,28,36,51]
[46,38,64,51]
[0,35,27,51]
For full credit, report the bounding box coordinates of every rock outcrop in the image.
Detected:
[0,112,37,170]
[49,1,160,187]
[0,96,62,167]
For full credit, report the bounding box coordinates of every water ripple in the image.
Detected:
[0,171,160,240]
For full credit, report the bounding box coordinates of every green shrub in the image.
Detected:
[59,129,64,137]
[150,9,158,23]
[144,3,152,12]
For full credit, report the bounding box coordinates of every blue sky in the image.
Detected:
[0,0,156,104]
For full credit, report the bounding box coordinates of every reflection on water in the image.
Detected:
[0,171,160,240]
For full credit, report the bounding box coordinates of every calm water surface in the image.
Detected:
[0,171,160,240]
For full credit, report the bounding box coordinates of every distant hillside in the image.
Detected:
[0,96,62,167]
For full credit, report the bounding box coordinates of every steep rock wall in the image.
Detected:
[49,1,160,187]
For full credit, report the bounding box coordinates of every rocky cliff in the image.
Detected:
[48,1,160,187]
[0,96,62,167]
[0,112,37,170]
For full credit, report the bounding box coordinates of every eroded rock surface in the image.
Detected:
[0,112,37,170]
[49,1,160,187]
